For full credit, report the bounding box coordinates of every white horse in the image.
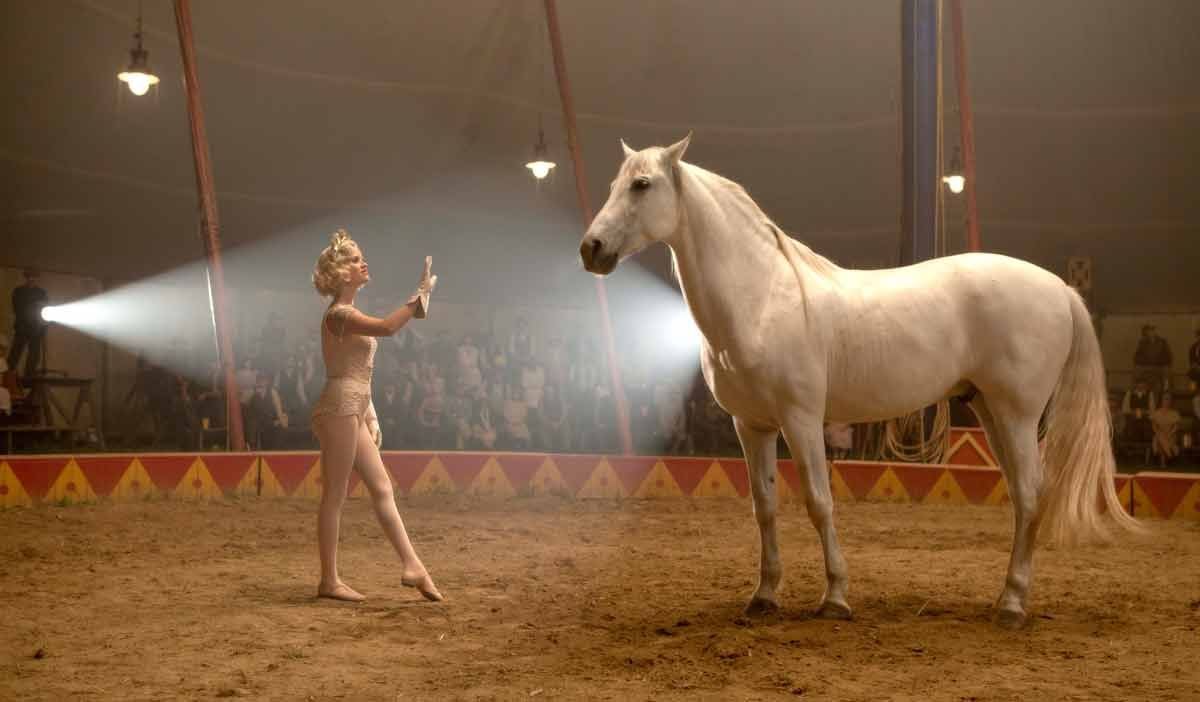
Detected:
[580,135,1139,629]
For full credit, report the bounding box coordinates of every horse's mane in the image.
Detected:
[690,165,841,276]
[678,164,842,308]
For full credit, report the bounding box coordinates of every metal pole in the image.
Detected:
[542,0,634,455]
[897,0,942,453]
[899,0,940,265]
[949,0,982,252]
[174,0,245,450]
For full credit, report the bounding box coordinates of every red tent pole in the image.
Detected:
[542,0,634,456]
[174,0,245,450]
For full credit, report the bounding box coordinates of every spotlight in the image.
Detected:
[40,302,105,326]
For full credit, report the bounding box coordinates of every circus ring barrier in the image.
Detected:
[1,428,1198,520]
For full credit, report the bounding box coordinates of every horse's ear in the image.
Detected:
[663,132,692,164]
[620,139,636,159]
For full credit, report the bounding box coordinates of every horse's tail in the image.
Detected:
[1038,287,1142,544]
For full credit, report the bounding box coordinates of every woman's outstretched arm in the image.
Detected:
[330,302,419,338]
[329,257,437,338]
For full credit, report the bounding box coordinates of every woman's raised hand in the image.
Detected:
[411,256,437,319]
[417,256,437,295]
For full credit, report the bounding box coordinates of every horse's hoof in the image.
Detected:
[744,597,780,616]
[994,608,1028,630]
[815,601,853,620]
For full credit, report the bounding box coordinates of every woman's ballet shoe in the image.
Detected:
[317,582,366,602]
[401,573,444,602]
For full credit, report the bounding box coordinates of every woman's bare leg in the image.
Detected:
[353,422,443,601]
[314,415,365,601]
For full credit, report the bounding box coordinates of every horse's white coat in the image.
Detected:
[581,137,1139,626]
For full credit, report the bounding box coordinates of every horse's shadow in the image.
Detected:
[598,593,1038,654]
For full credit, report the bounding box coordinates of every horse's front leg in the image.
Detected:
[732,416,782,615]
[781,417,852,619]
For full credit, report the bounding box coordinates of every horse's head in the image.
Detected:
[580,134,691,275]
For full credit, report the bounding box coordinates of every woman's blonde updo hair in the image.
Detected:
[312,229,358,298]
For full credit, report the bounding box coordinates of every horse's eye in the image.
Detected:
[631,177,651,192]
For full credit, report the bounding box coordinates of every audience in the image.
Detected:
[26,306,1200,470]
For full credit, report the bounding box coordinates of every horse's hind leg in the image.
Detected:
[781,416,851,619]
[972,398,1043,629]
[733,417,783,615]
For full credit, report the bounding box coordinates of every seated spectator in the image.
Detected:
[487,340,509,386]
[243,371,287,449]
[653,379,687,455]
[1133,325,1172,394]
[508,317,536,380]
[416,376,445,449]
[444,385,471,450]
[163,371,199,449]
[235,357,258,404]
[275,354,307,426]
[456,334,483,395]
[626,377,655,453]
[520,360,546,411]
[420,362,442,398]
[540,383,569,452]
[583,382,617,453]
[486,374,506,416]
[195,360,225,430]
[465,386,497,450]
[513,361,542,448]
[429,330,456,380]
[1121,379,1156,444]
[544,336,569,389]
[568,338,602,401]
[696,394,737,456]
[396,363,422,447]
[375,380,408,450]
[296,339,321,403]
[1151,393,1181,465]
[824,422,854,460]
[501,384,532,451]
[142,361,176,445]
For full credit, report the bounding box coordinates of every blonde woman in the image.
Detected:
[310,229,441,602]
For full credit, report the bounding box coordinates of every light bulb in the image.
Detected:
[119,70,159,96]
[128,73,150,95]
[526,160,555,180]
[943,174,965,194]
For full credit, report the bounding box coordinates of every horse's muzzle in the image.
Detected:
[580,237,618,275]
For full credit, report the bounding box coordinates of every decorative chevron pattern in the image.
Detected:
[1,445,1197,521]
[942,428,997,467]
